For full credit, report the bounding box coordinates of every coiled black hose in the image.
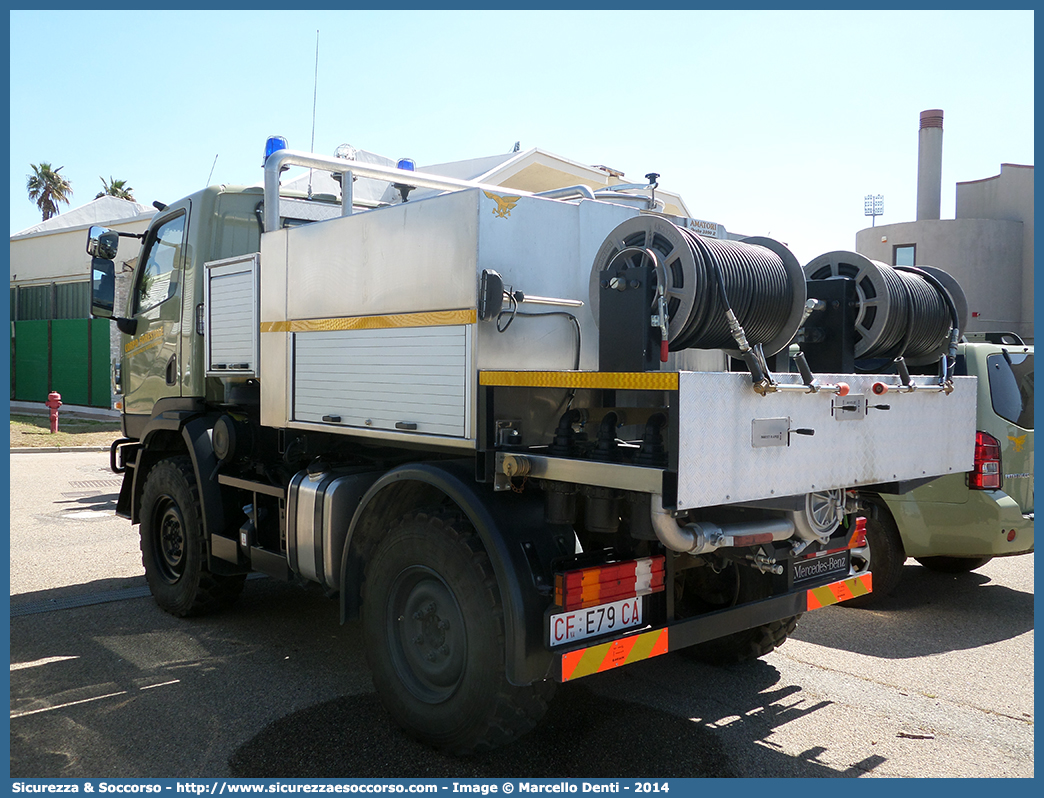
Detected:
[592,216,805,356]
[862,264,953,360]
[803,251,964,365]
[672,231,796,351]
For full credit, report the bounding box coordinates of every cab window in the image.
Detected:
[133,213,186,313]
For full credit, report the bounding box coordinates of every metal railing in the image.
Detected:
[263,150,594,233]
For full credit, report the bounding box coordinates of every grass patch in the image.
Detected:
[10,413,122,449]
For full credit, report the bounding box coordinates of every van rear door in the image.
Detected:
[983,349,1033,516]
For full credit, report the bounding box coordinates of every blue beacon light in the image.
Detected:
[394,158,417,202]
[264,135,288,165]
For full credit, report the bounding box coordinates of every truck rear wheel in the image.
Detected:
[689,615,800,665]
[139,456,246,617]
[677,564,800,665]
[361,510,554,754]
[915,555,993,573]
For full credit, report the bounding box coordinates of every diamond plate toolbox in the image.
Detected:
[675,372,977,510]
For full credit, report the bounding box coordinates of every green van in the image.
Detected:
[852,334,1033,603]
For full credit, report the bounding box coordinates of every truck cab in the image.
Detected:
[92,188,261,425]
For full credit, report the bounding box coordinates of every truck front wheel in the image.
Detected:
[361,510,554,754]
[139,456,245,617]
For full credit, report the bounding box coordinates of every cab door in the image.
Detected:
[121,208,189,419]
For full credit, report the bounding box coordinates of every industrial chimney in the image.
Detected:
[916,109,944,220]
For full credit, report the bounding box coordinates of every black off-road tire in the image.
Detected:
[139,456,246,617]
[361,510,555,754]
[915,555,994,573]
[688,615,801,666]
[846,499,906,607]
[679,565,800,665]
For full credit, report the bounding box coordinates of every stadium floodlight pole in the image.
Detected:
[864,193,884,227]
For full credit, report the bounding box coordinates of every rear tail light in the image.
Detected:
[554,556,665,611]
[969,431,1002,490]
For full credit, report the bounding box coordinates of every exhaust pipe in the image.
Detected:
[650,494,795,555]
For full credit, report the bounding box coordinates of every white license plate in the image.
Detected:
[549,597,644,647]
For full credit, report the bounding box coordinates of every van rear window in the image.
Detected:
[987,351,1033,429]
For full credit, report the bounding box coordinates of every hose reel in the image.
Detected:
[803,252,967,366]
[590,216,807,358]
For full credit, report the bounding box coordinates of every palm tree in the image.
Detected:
[26,163,73,221]
[96,176,135,201]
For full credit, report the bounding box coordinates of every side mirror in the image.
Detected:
[91,257,115,319]
[87,226,120,259]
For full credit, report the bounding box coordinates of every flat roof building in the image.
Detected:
[855,111,1033,342]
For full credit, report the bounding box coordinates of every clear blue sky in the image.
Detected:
[8,9,1034,266]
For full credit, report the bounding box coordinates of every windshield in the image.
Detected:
[987,351,1033,429]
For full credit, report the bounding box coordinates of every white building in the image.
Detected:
[11,196,155,319]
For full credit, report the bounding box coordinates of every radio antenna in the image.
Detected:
[206,154,218,185]
[308,29,319,198]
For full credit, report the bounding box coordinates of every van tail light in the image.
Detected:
[969,431,1002,490]
[847,516,867,549]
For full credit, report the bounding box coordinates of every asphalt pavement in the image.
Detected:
[8,451,1035,778]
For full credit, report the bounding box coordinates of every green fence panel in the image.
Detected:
[51,319,90,406]
[11,319,112,406]
[17,285,53,321]
[56,281,90,320]
[90,318,112,407]
[13,320,50,402]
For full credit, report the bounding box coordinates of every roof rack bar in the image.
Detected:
[264,149,586,232]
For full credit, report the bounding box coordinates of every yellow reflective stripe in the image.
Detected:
[260,309,476,334]
[560,628,669,682]
[480,371,678,391]
[806,573,872,610]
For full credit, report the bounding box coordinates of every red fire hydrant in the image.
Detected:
[45,391,62,433]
